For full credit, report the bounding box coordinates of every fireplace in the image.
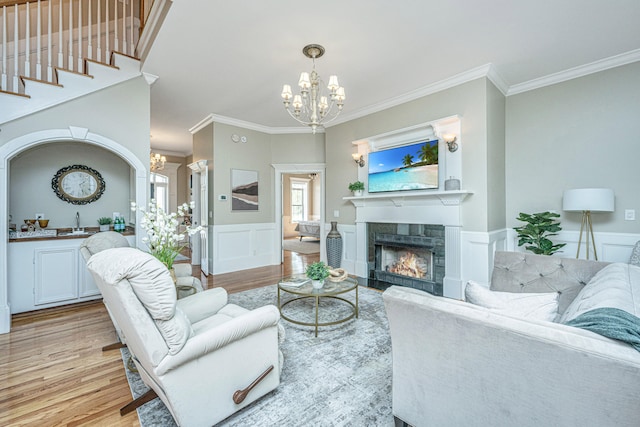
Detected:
[368,223,445,295]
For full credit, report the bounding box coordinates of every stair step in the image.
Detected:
[1,55,141,125]
[54,67,95,84]
[0,89,31,99]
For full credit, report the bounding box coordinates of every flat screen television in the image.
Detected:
[368,139,438,193]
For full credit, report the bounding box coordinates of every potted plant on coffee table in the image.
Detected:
[306,261,330,289]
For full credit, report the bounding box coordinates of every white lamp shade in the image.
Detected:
[563,188,614,212]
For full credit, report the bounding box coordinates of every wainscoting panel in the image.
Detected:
[212,223,278,274]
[506,229,640,262]
[335,223,357,274]
[461,229,508,294]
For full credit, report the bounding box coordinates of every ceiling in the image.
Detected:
[142,0,640,156]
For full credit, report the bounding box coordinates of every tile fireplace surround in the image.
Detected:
[346,190,471,298]
[368,223,445,295]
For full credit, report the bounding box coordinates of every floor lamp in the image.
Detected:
[562,188,614,260]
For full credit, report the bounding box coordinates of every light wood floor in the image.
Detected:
[0,250,318,426]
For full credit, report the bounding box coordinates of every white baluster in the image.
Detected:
[13,4,18,91]
[58,0,63,68]
[113,0,118,53]
[97,0,101,62]
[105,0,109,62]
[68,0,73,71]
[121,0,125,55]
[77,0,83,71]
[25,2,31,79]
[47,0,52,81]
[87,0,92,61]
[129,0,134,55]
[36,0,42,80]
[2,6,6,91]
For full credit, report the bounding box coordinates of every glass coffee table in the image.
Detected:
[277,276,359,337]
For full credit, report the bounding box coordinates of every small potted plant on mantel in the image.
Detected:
[348,181,365,197]
[306,261,331,289]
[97,217,112,232]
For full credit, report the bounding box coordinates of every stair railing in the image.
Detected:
[0,0,142,94]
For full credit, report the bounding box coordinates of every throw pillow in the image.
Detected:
[465,280,560,322]
[559,262,640,324]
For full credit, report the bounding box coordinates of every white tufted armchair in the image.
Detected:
[87,247,283,426]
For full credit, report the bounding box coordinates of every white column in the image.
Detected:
[443,225,462,299]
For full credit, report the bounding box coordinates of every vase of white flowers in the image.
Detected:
[131,200,203,270]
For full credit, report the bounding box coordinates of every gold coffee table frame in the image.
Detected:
[277,277,359,337]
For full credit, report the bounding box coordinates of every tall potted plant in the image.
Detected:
[514,211,566,255]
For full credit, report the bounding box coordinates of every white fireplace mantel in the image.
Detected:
[347,189,472,299]
[344,190,472,208]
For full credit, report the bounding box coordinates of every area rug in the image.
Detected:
[282,239,320,254]
[121,285,393,426]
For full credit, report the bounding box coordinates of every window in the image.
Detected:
[290,179,309,222]
[150,173,169,213]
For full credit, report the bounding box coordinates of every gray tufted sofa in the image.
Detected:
[384,251,640,427]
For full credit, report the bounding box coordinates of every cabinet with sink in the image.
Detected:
[8,231,135,313]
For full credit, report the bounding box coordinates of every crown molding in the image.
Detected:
[329,64,496,127]
[507,48,640,96]
[189,113,324,135]
[189,51,640,136]
[149,148,185,157]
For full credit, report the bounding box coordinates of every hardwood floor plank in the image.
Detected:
[0,249,318,426]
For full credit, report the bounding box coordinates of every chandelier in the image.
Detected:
[281,44,345,134]
[150,152,166,171]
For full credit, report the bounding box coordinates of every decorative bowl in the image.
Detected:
[24,219,36,225]
[38,219,50,228]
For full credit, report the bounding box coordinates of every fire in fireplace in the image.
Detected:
[383,248,432,280]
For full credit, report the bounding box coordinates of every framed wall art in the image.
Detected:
[231,169,259,211]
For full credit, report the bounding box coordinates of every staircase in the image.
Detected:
[0,0,149,124]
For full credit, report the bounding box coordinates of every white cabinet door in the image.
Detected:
[34,247,78,305]
[79,254,100,297]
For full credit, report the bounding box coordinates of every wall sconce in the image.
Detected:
[352,153,365,167]
[442,134,458,152]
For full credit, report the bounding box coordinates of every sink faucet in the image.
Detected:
[76,212,80,230]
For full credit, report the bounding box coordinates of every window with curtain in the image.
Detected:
[291,179,309,222]
[150,172,169,213]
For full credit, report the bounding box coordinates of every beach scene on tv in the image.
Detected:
[368,140,438,193]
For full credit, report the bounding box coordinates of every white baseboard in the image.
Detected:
[0,303,9,334]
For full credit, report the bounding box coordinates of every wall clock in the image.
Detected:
[52,165,106,205]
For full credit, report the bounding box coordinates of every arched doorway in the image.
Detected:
[0,127,148,333]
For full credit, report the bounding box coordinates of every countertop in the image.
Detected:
[9,226,135,242]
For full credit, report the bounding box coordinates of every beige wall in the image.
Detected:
[0,77,151,225]
[0,77,150,164]
[192,122,326,227]
[325,78,495,232]
[10,142,131,229]
[212,123,273,225]
[505,61,640,233]
[486,80,507,231]
[162,154,190,207]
